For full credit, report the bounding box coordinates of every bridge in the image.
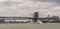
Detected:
[0,12,59,24]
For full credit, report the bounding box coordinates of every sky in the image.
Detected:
[0,0,60,17]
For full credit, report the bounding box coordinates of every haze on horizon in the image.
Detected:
[0,0,60,17]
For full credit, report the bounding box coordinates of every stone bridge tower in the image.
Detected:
[33,12,39,23]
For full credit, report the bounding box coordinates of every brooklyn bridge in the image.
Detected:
[0,12,59,24]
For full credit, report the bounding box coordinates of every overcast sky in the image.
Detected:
[0,0,60,17]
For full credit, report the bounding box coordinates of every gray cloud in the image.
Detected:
[0,0,60,17]
[30,0,48,2]
[30,0,60,2]
[30,0,60,4]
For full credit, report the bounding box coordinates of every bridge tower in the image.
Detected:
[33,12,39,23]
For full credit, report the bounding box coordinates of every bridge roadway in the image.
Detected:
[0,17,55,20]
